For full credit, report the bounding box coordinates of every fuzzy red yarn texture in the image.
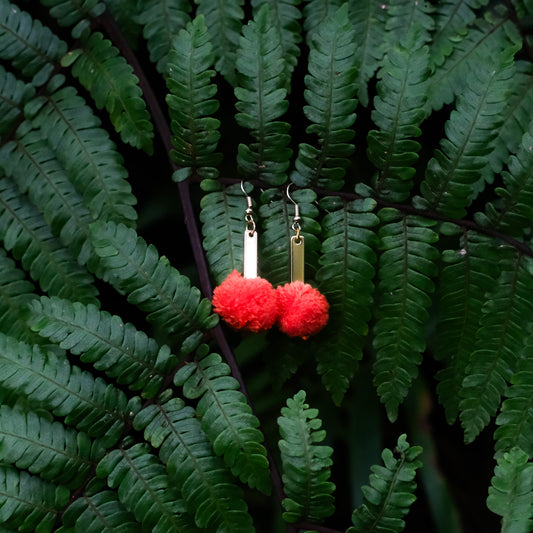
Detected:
[276,281,329,339]
[212,270,279,332]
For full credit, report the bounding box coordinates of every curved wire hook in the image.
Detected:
[286,183,302,234]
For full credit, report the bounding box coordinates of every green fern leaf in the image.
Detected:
[302,0,342,39]
[0,175,99,305]
[175,346,271,494]
[315,197,379,404]
[29,82,138,234]
[495,350,533,458]
[0,65,35,136]
[134,393,255,531]
[195,0,244,85]
[416,47,516,218]
[40,0,106,28]
[433,230,499,425]
[0,249,37,341]
[429,0,488,67]
[0,404,97,489]
[383,0,434,50]
[349,0,387,107]
[166,14,221,182]
[62,32,154,153]
[427,12,520,111]
[372,209,439,422]
[277,390,335,524]
[235,4,291,185]
[292,4,357,190]
[0,466,69,532]
[259,187,321,286]
[348,434,422,533]
[251,0,302,81]
[0,0,67,86]
[136,0,191,73]
[96,441,199,532]
[367,29,431,202]
[61,478,141,532]
[0,332,138,447]
[460,252,533,443]
[480,121,533,237]
[89,220,218,344]
[487,447,533,533]
[28,295,175,399]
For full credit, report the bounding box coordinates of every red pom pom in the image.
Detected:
[212,270,279,332]
[276,281,329,339]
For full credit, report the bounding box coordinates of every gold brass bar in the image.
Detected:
[291,235,305,282]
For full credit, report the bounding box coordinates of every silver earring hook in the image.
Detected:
[286,183,302,236]
[241,181,255,235]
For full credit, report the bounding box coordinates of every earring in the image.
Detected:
[212,182,279,332]
[276,185,329,339]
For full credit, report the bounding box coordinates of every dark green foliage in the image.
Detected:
[292,3,357,190]
[166,14,221,181]
[235,4,291,185]
[0,65,34,135]
[40,0,106,29]
[348,434,422,533]
[278,390,335,524]
[175,346,271,494]
[487,447,533,533]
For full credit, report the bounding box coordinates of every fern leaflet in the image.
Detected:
[62,32,154,153]
[487,447,533,533]
[134,393,255,531]
[292,4,357,190]
[348,434,422,533]
[372,209,439,422]
[40,0,106,29]
[278,390,335,524]
[0,65,34,136]
[174,346,271,494]
[315,197,379,405]
[166,14,222,182]
[302,0,343,39]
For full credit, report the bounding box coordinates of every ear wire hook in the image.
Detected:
[286,184,301,237]
[241,181,255,235]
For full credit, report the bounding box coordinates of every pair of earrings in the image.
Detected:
[212,184,329,339]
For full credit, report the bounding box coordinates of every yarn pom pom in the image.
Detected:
[212,270,279,332]
[276,281,329,339]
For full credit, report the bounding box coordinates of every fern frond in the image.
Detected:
[348,0,387,107]
[480,121,533,237]
[0,331,137,446]
[417,47,516,218]
[259,187,320,286]
[487,447,533,532]
[28,296,175,399]
[302,0,342,39]
[495,350,533,458]
[0,404,96,489]
[348,434,422,533]
[292,4,357,190]
[0,65,35,136]
[277,390,335,524]
[459,252,533,443]
[0,175,99,305]
[427,12,520,111]
[251,0,302,81]
[29,82,138,236]
[136,0,191,73]
[315,197,379,404]
[96,441,199,532]
[372,209,439,422]
[0,0,67,86]
[175,346,271,494]
[367,29,431,202]
[433,230,499,425]
[61,478,140,532]
[89,220,218,344]
[40,0,106,28]
[429,0,488,67]
[195,0,244,85]
[0,249,37,341]
[0,466,69,532]
[166,14,222,182]
[134,393,255,531]
[383,0,434,50]
[235,5,291,185]
[62,32,154,153]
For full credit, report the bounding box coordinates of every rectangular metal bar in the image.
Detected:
[291,235,305,282]
[243,230,258,278]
